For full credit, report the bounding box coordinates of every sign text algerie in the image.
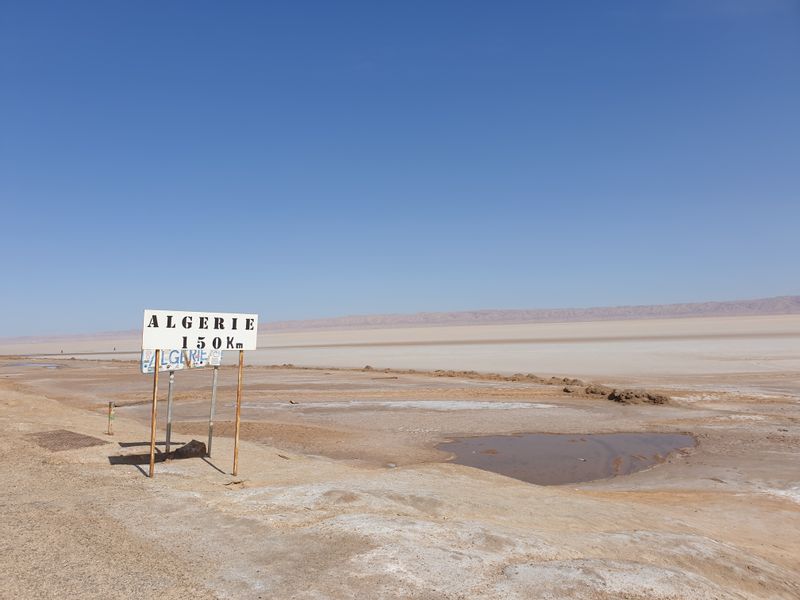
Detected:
[142,309,258,351]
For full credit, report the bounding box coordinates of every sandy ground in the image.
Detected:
[2,315,800,598]
[2,337,799,599]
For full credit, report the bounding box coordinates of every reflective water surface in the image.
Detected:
[438,432,696,485]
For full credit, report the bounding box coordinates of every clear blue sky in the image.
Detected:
[2,1,799,336]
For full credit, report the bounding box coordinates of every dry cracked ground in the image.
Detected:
[1,358,799,599]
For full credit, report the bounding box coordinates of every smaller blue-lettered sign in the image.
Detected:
[140,348,223,374]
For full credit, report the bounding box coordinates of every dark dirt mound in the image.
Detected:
[582,385,670,404]
[608,389,670,405]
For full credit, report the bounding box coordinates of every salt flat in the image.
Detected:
[1,315,799,598]
[4,314,798,394]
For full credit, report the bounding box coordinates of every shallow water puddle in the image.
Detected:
[438,432,695,485]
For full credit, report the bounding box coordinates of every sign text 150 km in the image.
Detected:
[142,309,258,351]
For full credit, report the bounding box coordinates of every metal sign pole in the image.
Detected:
[165,370,175,455]
[148,349,161,478]
[207,365,219,457]
[232,350,244,476]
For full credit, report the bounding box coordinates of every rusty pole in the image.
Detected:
[232,350,244,476]
[148,349,160,478]
[107,401,114,436]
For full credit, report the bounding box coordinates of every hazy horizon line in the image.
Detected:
[1,294,798,342]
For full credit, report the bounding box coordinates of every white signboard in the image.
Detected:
[142,309,258,351]
[208,349,223,366]
[140,348,223,374]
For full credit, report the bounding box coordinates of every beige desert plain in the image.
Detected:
[1,301,799,598]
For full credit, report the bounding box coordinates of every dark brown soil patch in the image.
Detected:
[26,429,110,452]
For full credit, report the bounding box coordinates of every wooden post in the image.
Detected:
[207,365,219,457]
[232,349,244,476]
[107,401,114,436]
[148,349,160,478]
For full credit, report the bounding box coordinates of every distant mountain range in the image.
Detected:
[263,296,800,332]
